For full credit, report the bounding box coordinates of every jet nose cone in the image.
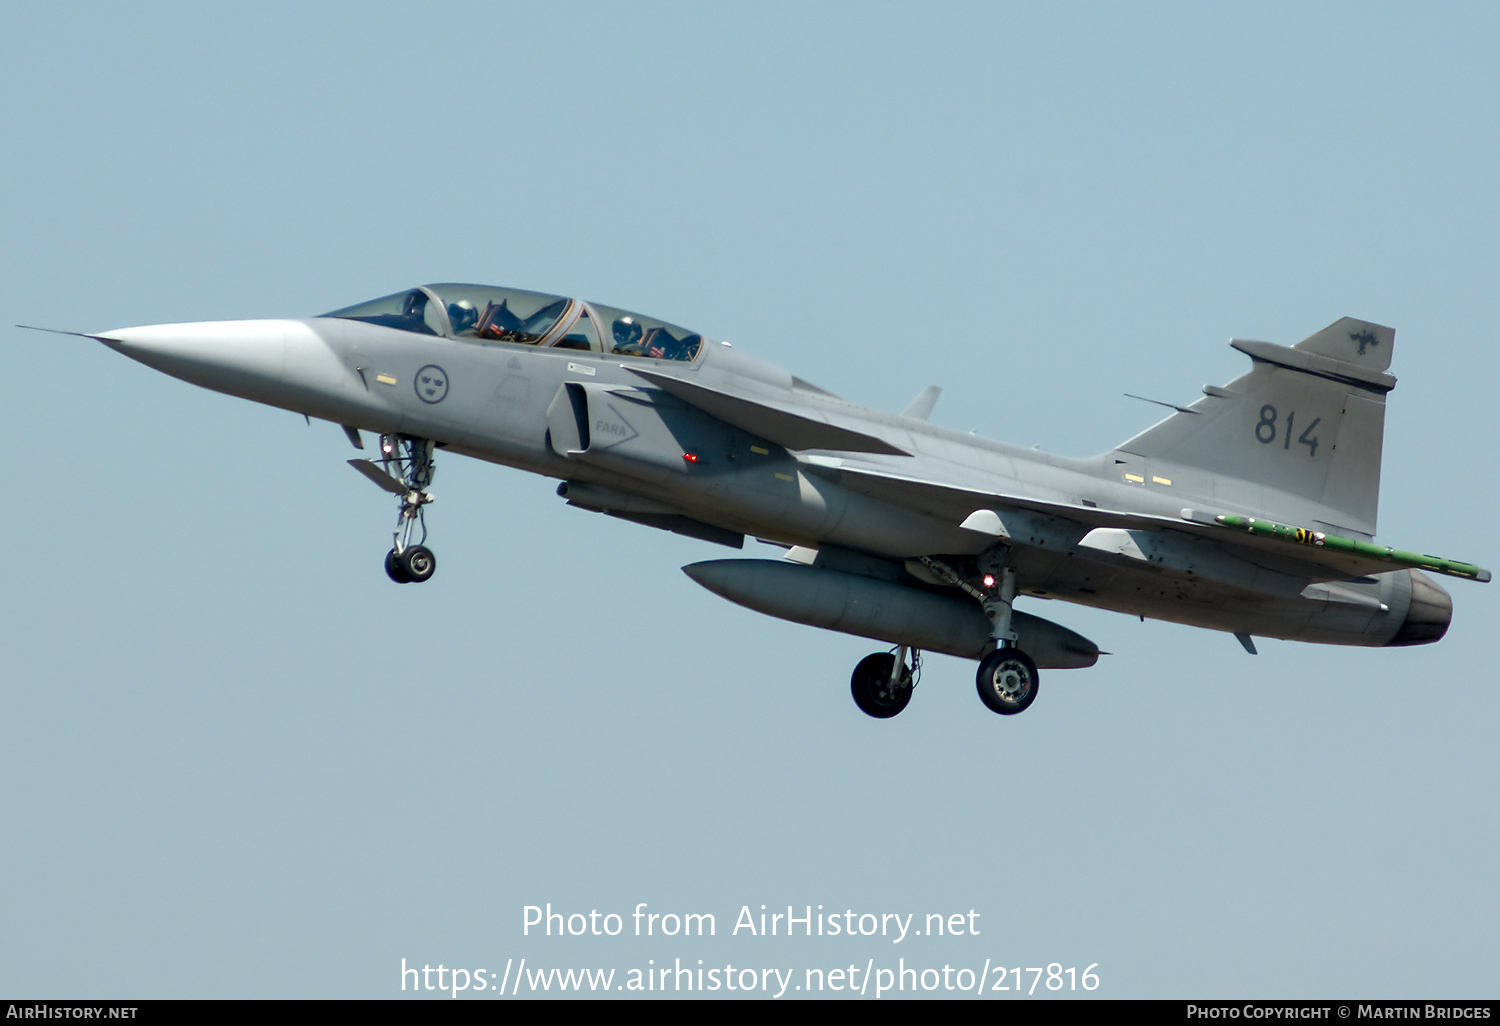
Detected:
[100,320,290,401]
[1388,569,1453,646]
[104,320,285,371]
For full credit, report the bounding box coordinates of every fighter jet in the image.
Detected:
[28,284,1489,718]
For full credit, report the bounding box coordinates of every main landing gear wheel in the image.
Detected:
[976,648,1039,715]
[850,651,914,719]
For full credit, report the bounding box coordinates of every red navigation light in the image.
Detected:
[683,452,700,463]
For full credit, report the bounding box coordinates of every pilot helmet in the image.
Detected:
[448,299,477,333]
[613,316,643,347]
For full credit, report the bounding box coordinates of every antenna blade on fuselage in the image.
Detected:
[901,385,941,421]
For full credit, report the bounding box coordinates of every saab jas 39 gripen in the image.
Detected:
[29,284,1489,718]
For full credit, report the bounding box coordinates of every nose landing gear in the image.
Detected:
[384,543,436,584]
[348,434,438,584]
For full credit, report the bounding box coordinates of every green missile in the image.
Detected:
[1214,514,1492,583]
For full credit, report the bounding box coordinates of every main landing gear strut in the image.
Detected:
[349,434,438,584]
[846,547,1040,719]
[973,548,1039,715]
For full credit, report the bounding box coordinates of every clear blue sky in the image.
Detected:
[3,1,1496,998]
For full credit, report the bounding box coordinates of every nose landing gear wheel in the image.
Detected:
[354,434,441,585]
[385,549,412,583]
[850,652,913,718]
[398,545,436,583]
[976,648,1039,715]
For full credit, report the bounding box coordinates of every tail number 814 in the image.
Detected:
[1254,405,1321,456]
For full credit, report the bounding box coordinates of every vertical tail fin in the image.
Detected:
[1114,318,1396,539]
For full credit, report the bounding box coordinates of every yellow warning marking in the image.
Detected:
[1124,473,1144,483]
[775,472,795,482]
[1152,476,1172,486]
[750,445,770,455]
[375,374,397,386]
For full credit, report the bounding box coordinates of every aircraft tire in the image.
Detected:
[976,648,1039,715]
[850,652,912,719]
[385,549,413,584]
[399,545,437,583]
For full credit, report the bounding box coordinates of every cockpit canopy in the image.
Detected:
[322,284,706,363]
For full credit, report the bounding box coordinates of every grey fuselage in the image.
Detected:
[97,307,1449,653]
